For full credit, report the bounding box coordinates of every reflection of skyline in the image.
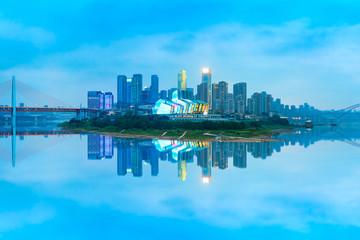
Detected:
[88,134,114,160]
[86,126,360,182]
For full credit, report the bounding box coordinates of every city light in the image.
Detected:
[202,177,210,183]
[202,68,210,74]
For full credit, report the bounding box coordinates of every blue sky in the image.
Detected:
[1,0,360,109]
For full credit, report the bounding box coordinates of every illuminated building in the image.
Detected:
[178,70,187,91]
[153,90,209,115]
[201,67,212,108]
[88,91,104,110]
[104,92,113,110]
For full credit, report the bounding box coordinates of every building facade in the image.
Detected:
[178,70,187,91]
[131,74,143,107]
[233,82,247,116]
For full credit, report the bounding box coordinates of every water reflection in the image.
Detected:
[85,126,360,182]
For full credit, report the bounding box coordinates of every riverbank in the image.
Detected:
[59,115,294,142]
[60,125,294,142]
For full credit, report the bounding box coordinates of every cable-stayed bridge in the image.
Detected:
[0,76,98,121]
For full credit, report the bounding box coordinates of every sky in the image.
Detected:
[0,0,360,109]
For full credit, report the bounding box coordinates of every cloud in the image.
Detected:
[0,17,55,47]
[2,20,360,109]
[0,204,55,232]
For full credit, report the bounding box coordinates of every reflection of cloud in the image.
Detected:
[0,203,55,232]
[1,136,360,232]
[0,17,55,47]
[2,20,360,108]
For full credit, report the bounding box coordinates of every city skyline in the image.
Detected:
[1,1,360,109]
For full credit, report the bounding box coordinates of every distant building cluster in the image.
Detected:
[87,67,318,119]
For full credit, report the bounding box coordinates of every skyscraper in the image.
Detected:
[201,68,212,107]
[160,90,167,99]
[233,82,247,116]
[150,75,159,104]
[196,82,209,103]
[178,70,187,91]
[104,92,114,110]
[211,81,228,113]
[131,74,143,107]
[252,92,262,116]
[117,75,128,109]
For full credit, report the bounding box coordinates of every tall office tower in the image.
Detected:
[178,70,187,91]
[252,92,262,116]
[196,82,209,103]
[261,91,267,113]
[247,98,255,113]
[117,75,128,109]
[226,93,234,113]
[104,92,114,110]
[88,91,105,110]
[131,74,143,107]
[272,98,281,113]
[142,86,151,104]
[233,82,247,116]
[264,94,272,114]
[126,79,132,104]
[219,81,228,113]
[150,75,159,104]
[202,68,212,107]
[212,83,220,112]
[160,90,167,99]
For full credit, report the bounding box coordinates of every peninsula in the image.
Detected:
[59,114,293,142]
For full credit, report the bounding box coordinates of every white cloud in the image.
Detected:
[0,17,55,47]
[2,20,360,109]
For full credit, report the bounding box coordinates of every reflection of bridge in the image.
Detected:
[0,130,78,136]
[319,104,360,124]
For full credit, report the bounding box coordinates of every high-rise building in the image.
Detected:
[150,75,159,104]
[226,93,234,113]
[131,74,143,107]
[196,82,209,103]
[202,68,212,107]
[212,81,228,113]
[233,82,247,116]
[247,98,255,114]
[117,75,128,109]
[104,92,114,110]
[142,86,151,104]
[252,92,262,116]
[160,90,167,99]
[212,83,220,112]
[264,94,272,114]
[178,70,187,91]
[88,91,104,110]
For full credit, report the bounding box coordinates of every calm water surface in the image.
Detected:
[0,124,360,239]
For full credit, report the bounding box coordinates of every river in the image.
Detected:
[0,124,359,239]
